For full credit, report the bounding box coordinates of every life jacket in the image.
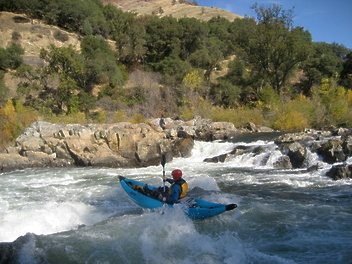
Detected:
[169,179,188,199]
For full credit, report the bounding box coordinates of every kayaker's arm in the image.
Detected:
[164,184,181,204]
[163,177,174,184]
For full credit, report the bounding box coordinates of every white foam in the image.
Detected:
[0,201,109,242]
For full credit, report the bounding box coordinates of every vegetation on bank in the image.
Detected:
[0,0,352,149]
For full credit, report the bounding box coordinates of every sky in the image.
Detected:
[197,0,352,49]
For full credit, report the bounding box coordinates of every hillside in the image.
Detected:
[102,0,242,21]
[0,12,81,98]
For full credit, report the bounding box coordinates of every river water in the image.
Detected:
[1,135,351,264]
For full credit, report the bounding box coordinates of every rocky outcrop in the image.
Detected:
[274,129,352,170]
[0,117,246,172]
[326,164,352,180]
[0,121,193,172]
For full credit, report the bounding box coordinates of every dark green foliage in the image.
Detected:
[81,36,125,87]
[300,42,349,95]
[53,30,69,42]
[232,4,312,94]
[0,70,9,106]
[341,52,352,88]
[155,56,192,85]
[0,43,24,70]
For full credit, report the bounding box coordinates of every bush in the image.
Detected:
[0,100,36,148]
[272,110,309,131]
[12,31,21,41]
[53,30,69,42]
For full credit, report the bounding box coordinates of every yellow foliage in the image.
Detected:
[273,110,309,131]
[129,114,145,124]
[96,111,107,123]
[44,112,87,124]
[179,106,195,120]
[0,100,37,148]
[346,90,352,107]
[182,70,202,92]
[109,110,128,123]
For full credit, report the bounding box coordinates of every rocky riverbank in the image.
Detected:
[1,117,351,180]
[0,117,270,173]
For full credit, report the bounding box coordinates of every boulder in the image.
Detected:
[286,142,307,168]
[0,153,32,172]
[342,135,352,156]
[316,138,346,164]
[326,164,352,180]
[172,138,194,158]
[203,154,228,163]
[273,155,292,169]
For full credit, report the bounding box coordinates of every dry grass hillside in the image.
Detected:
[0,1,241,99]
[0,12,81,97]
[103,0,242,21]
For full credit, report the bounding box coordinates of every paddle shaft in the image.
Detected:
[161,154,166,192]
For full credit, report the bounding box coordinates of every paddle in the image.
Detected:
[161,154,166,192]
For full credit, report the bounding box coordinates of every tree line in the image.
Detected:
[0,0,352,147]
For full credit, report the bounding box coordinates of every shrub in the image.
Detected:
[272,109,309,131]
[0,100,36,148]
[53,30,69,42]
[129,114,145,124]
[12,31,21,41]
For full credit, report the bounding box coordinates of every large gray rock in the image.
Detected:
[316,138,346,164]
[286,142,307,168]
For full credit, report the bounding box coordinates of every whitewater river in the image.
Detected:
[1,135,351,263]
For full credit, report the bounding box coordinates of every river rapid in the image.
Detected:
[0,134,351,264]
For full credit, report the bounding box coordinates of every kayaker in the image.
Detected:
[159,169,188,204]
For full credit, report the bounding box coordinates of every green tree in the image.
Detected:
[341,51,352,88]
[145,15,183,64]
[81,36,125,87]
[234,4,312,94]
[40,44,85,88]
[0,43,24,71]
[301,42,348,95]
[210,79,241,108]
[189,37,224,81]
[178,17,209,60]
[0,71,9,106]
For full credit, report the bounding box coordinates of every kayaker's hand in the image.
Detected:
[163,177,167,181]
[158,194,167,202]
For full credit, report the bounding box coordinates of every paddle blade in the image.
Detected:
[161,154,166,166]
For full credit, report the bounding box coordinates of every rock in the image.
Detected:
[275,132,318,144]
[316,138,346,164]
[326,164,352,180]
[229,145,250,155]
[246,122,274,133]
[286,142,307,168]
[0,153,32,172]
[172,138,194,158]
[342,135,352,156]
[203,154,228,163]
[3,115,247,172]
[306,164,319,172]
[273,155,292,169]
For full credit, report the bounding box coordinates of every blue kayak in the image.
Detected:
[118,176,237,220]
